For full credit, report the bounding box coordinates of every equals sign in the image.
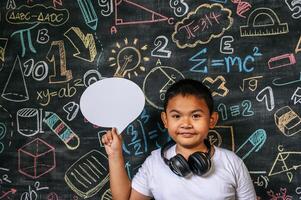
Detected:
[211,59,224,67]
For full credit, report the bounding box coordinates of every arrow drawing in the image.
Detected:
[64,27,97,62]
[0,188,17,199]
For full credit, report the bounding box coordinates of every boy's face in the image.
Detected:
[161,94,218,150]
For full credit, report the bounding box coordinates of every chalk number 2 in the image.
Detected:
[151,36,171,58]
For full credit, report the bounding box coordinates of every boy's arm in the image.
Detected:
[236,162,256,200]
[108,151,131,199]
[102,128,151,200]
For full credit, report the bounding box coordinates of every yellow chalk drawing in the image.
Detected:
[202,75,229,97]
[274,106,301,137]
[65,150,109,198]
[64,27,97,62]
[172,3,233,48]
[208,125,235,151]
[109,38,149,79]
[46,40,73,83]
[269,145,301,183]
[0,38,8,62]
[6,4,69,26]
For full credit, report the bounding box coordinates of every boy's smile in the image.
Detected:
[161,94,218,157]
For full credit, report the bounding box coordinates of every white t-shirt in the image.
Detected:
[132,145,256,200]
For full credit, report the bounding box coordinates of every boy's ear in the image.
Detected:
[161,111,168,128]
[209,112,219,128]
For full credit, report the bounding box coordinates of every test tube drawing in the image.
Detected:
[43,111,80,150]
[17,108,44,137]
[235,129,267,160]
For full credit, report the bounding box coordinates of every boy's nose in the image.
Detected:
[180,118,192,128]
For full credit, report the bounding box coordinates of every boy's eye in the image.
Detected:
[171,114,180,119]
[192,114,201,119]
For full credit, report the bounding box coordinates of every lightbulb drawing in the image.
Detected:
[116,47,140,77]
[109,38,149,79]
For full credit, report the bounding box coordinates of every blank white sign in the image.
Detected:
[80,77,145,134]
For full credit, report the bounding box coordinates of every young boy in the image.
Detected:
[102,79,256,200]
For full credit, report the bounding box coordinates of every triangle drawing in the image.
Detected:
[115,0,168,25]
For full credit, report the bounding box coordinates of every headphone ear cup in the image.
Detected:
[188,152,211,176]
[169,154,192,177]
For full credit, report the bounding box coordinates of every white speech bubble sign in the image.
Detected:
[80,77,145,134]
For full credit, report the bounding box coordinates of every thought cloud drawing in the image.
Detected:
[172,3,233,49]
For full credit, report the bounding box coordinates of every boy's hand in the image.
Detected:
[102,128,123,157]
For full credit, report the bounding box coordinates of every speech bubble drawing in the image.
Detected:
[80,77,145,134]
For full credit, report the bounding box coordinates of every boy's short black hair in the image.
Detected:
[163,79,214,114]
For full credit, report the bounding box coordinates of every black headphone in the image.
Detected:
[161,139,212,177]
